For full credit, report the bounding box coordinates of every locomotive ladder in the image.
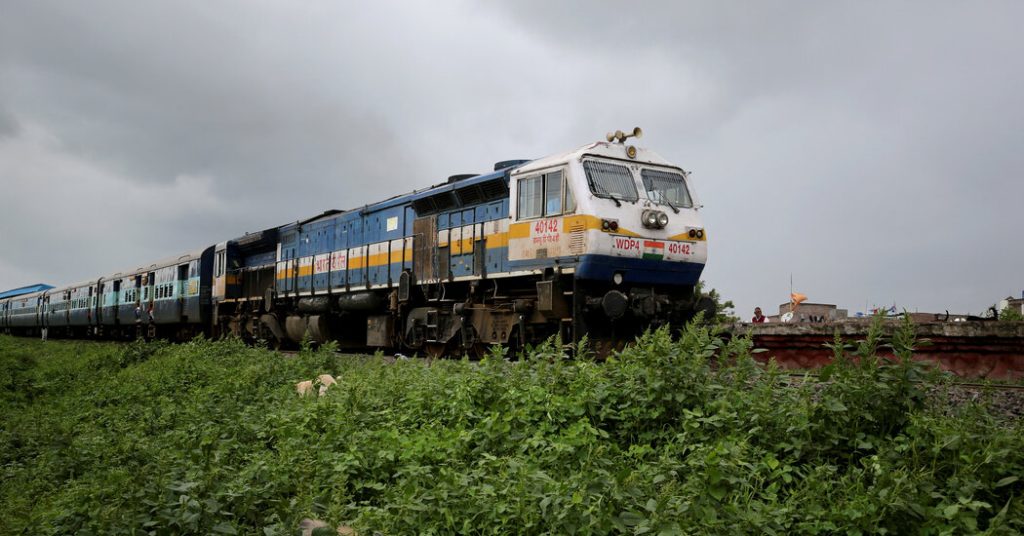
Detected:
[425,309,440,342]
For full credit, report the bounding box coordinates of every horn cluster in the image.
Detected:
[605,127,643,143]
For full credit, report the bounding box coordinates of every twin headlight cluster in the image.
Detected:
[641,209,670,229]
[603,212,700,234]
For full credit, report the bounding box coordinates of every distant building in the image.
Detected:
[998,293,1024,317]
[758,299,985,324]
[776,302,847,323]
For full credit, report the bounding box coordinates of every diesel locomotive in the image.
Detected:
[1,130,712,355]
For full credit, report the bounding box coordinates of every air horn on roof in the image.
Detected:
[606,126,643,144]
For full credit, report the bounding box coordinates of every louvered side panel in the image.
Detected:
[568,221,586,255]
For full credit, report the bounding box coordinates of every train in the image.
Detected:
[0,129,712,355]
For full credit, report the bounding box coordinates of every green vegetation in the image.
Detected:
[1,320,1022,535]
[696,280,739,324]
[999,305,1024,322]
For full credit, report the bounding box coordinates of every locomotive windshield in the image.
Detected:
[641,169,692,208]
[583,160,639,202]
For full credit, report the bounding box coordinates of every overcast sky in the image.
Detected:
[2,1,1022,316]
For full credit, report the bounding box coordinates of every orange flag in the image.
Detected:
[791,292,807,311]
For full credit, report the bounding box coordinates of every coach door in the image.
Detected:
[412,216,437,284]
[88,284,96,327]
[111,280,121,324]
[177,263,189,301]
[38,295,46,327]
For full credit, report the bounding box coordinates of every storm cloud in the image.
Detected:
[1,1,1022,317]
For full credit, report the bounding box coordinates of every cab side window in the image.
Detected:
[544,172,563,215]
[518,176,543,219]
[517,170,574,220]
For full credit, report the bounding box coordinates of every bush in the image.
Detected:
[0,321,1021,535]
[999,306,1024,322]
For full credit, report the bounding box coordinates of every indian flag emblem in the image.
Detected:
[642,240,665,260]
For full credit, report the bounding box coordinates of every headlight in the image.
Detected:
[642,210,668,229]
[642,210,660,229]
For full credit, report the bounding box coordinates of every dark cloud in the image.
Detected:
[0,108,18,138]
[1,1,1022,316]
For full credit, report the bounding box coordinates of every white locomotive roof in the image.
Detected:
[513,141,681,175]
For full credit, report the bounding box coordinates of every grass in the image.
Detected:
[0,318,1022,535]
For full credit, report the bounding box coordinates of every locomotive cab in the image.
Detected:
[508,135,708,331]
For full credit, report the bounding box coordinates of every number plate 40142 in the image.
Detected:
[667,242,691,256]
[533,219,559,234]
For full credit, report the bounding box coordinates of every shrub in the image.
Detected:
[0,320,1021,535]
